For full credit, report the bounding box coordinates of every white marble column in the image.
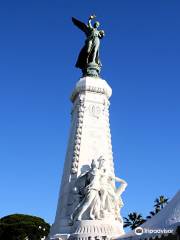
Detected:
[48,77,126,240]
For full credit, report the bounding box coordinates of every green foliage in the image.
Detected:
[146,208,159,219]
[147,195,169,219]
[124,195,169,229]
[154,195,169,210]
[123,212,146,230]
[0,214,50,240]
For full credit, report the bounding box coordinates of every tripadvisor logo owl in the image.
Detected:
[135,227,143,235]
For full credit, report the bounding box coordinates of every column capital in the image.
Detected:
[71,77,112,102]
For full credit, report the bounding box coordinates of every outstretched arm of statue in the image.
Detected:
[88,14,96,28]
[114,177,127,184]
[114,177,128,196]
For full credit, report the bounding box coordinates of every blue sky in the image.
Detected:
[0,0,180,226]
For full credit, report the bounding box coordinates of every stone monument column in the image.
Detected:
[48,15,127,240]
[48,77,126,240]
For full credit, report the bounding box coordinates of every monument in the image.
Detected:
[48,15,127,240]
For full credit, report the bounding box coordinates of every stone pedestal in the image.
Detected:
[48,77,126,240]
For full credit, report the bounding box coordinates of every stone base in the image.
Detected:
[82,63,101,78]
[49,220,124,240]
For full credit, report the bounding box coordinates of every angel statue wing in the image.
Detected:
[72,17,89,35]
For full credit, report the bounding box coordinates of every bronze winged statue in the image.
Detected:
[72,15,105,77]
